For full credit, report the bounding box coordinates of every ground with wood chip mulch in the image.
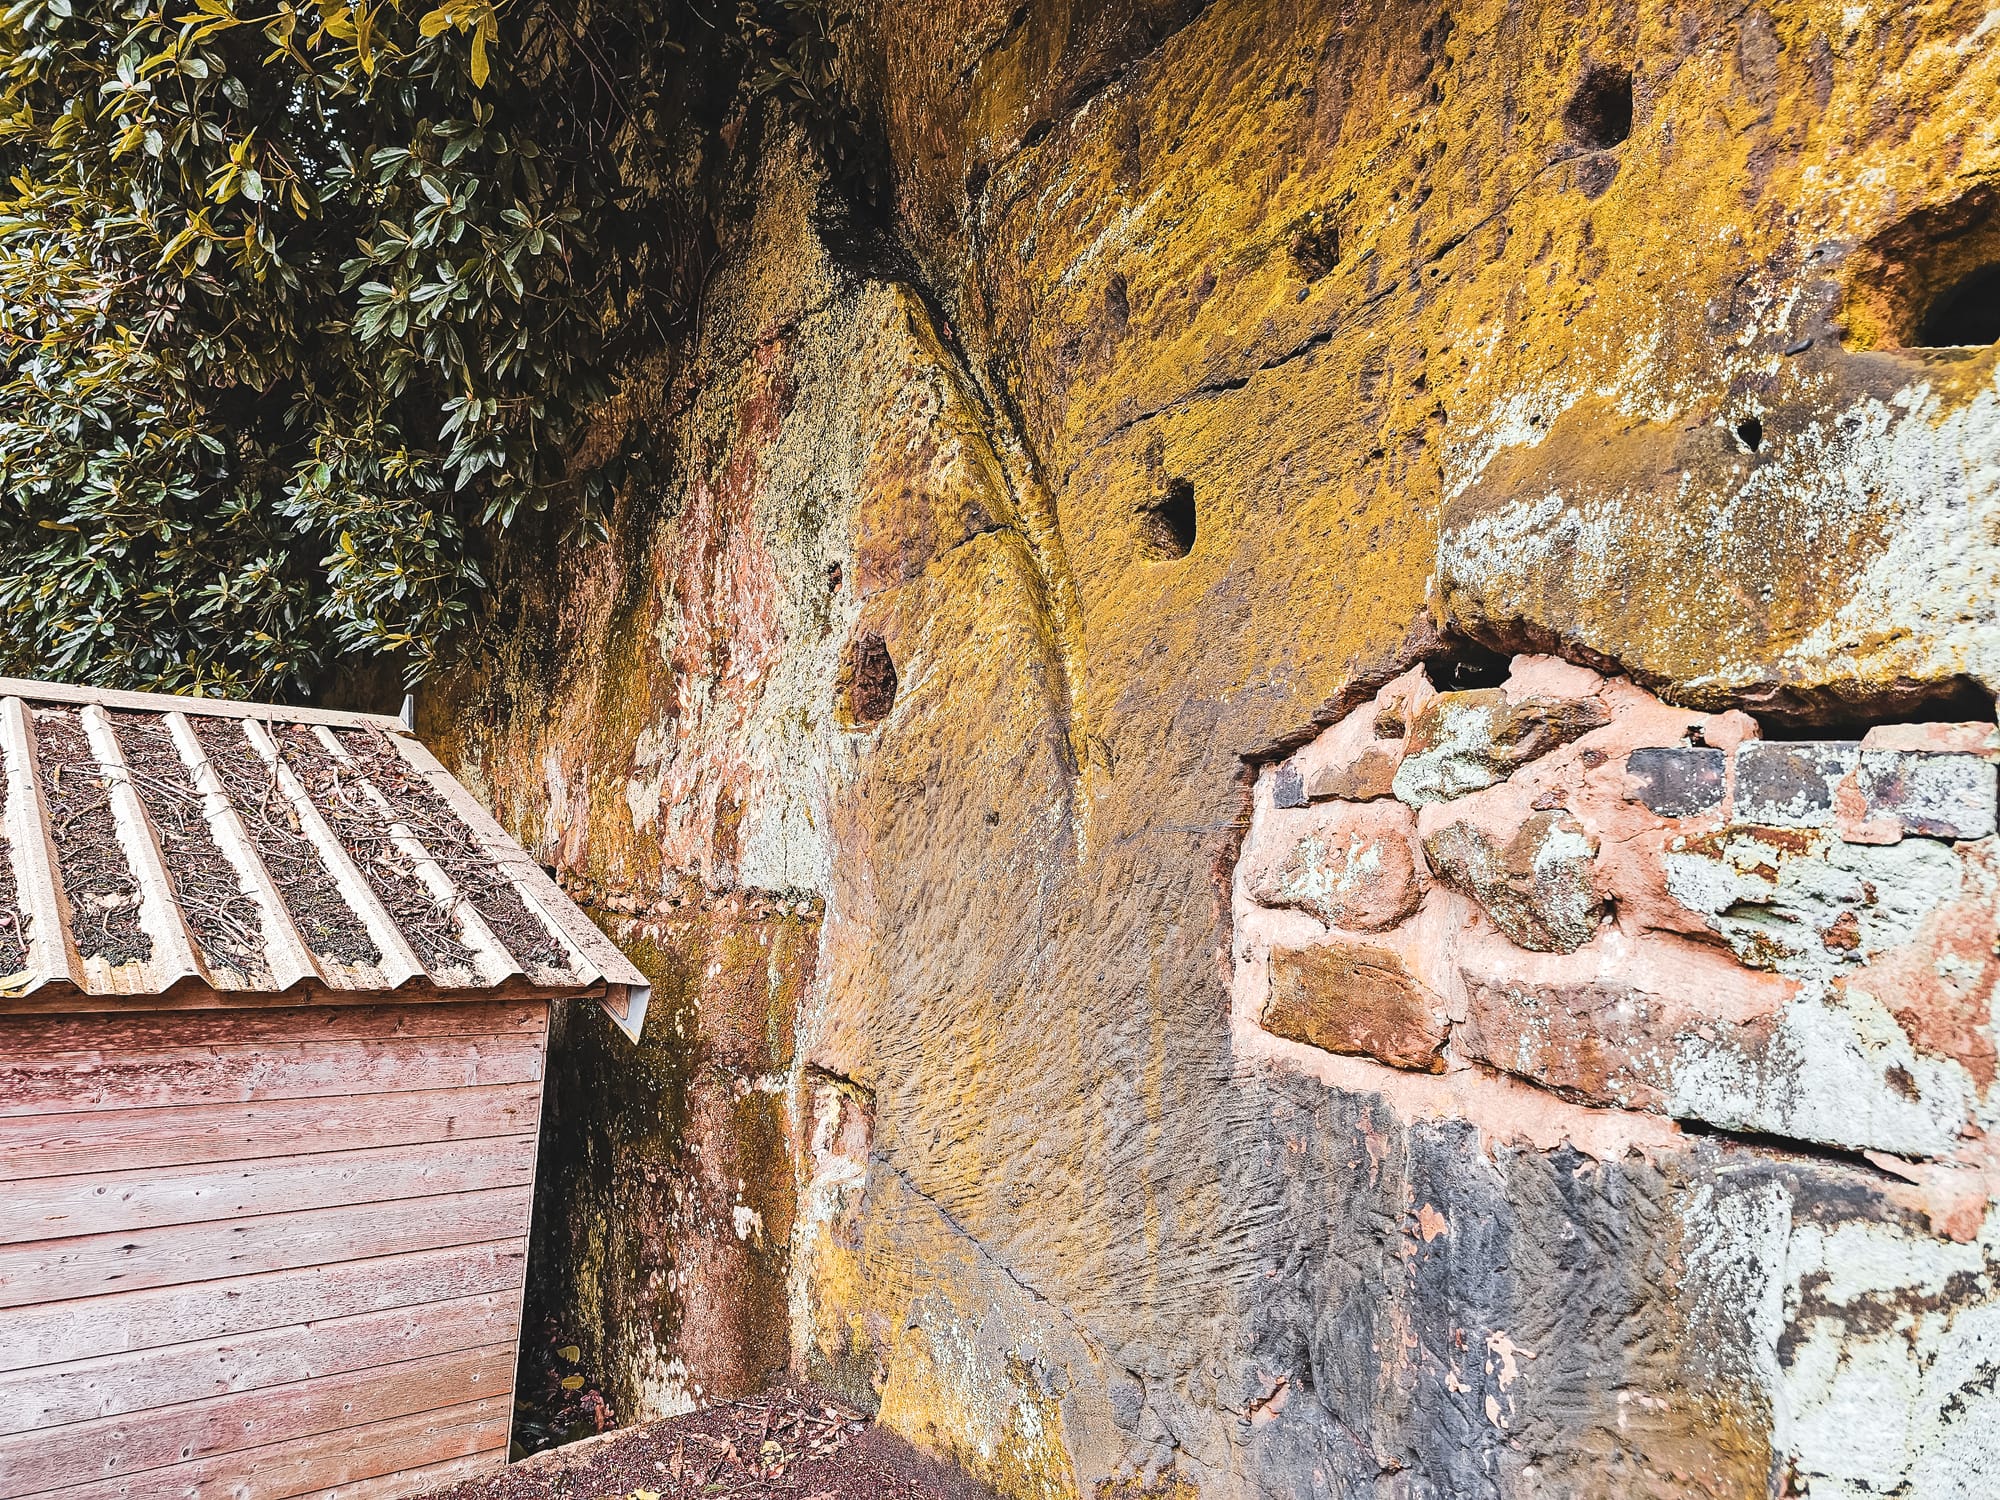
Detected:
[421,1385,999,1500]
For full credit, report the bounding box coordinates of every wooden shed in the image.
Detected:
[0,678,649,1500]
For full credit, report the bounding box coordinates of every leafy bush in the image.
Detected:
[0,0,745,696]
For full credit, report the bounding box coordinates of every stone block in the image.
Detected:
[1855,750,1998,841]
[1662,826,1965,978]
[1369,667,1436,739]
[1303,743,1401,801]
[1457,972,1679,1110]
[1424,810,1604,953]
[1734,741,1860,827]
[1241,800,1423,931]
[1624,746,1726,818]
[1262,939,1450,1072]
[1393,689,1611,805]
[1448,925,1795,1115]
[1272,762,1307,809]
[1289,665,1429,803]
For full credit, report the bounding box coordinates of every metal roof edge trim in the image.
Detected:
[0,678,406,733]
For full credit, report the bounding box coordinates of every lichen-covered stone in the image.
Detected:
[1663,826,1966,978]
[1394,689,1611,805]
[1240,798,1424,932]
[1290,664,1431,802]
[1270,761,1307,808]
[1855,749,1999,840]
[1424,810,1605,953]
[1453,931,1790,1112]
[1733,741,1861,827]
[1262,940,1450,1073]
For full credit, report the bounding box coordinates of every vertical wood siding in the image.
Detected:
[0,996,550,1500]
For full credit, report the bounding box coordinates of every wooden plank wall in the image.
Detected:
[0,997,551,1500]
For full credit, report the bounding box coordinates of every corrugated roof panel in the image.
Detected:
[161,710,319,991]
[0,681,650,1031]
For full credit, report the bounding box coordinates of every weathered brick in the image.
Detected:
[1272,762,1308,809]
[1624,746,1726,817]
[1855,750,1998,841]
[1262,939,1450,1073]
[1733,741,1860,827]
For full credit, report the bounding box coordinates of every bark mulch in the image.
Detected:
[421,1385,998,1500]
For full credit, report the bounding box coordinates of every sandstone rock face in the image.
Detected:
[427,1,2000,1490]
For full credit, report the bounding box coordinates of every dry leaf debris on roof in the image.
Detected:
[188,713,384,970]
[35,709,153,968]
[111,711,273,985]
[0,680,649,1013]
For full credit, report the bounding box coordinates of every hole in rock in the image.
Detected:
[1138,479,1197,561]
[847,633,898,723]
[1843,187,2000,349]
[1736,417,1763,452]
[1429,643,1512,691]
[1289,216,1341,281]
[1105,273,1131,331]
[1564,65,1633,150]
[1740,676,1995,739]
[1913,262,2000,347]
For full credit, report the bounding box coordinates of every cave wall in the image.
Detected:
[424,1,2000,1493]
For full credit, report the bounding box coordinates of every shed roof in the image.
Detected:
[0,676,649,1038]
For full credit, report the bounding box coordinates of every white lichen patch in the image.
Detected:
[1767,369,2000,691]
[1439,366,2000,698]
[1267,831,1384,912]
[1669,985,1974,1157]
[1778,1210,2000,1496]
[1674,1185,2000,1499]
[1663,830,1962,980]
